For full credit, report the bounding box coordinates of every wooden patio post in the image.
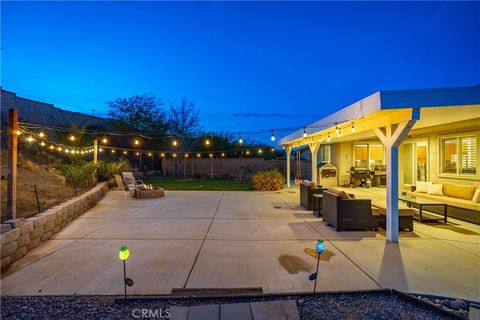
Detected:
[93,139,98,164]
[308,141,320,185]
[285,146,292,187]
[7,109,18,220]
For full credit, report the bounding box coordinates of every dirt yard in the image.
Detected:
[1,150,87,222]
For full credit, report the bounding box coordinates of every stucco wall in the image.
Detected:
[0,89,107,127]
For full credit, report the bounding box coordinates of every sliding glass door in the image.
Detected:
[403,140,428,185]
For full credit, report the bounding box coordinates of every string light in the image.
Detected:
[123,150,128,155]
[258,149,262,154]
[161,153,165,157]
[134,138,140,145]
[173,153,177,158]
[327,133,331,142]
[57,147,62,151]
[135,152,140,156]
[185,153,189,158]
[27,136,34,142]
[221,153,225,157]
[148,152,152,157]
[16,130,21,135]
[335,123,339,134]
[205,139,210,146]
[172,140,178,146]
[99,148,103,152]
[39,132,45,138]
[318,135,322,142]
[65,149,70,154]
[303,127,307,138]
[111,149,115,154]
[197,153,201,158]
[50,145,55,150]
[70,135,75,141]
[271,130,275,141]
[102,137,108,144]
[351,123,355,132]
[209,153,213,158]
[239,133,243,144]
[271,148,274,152]
[246,150,250,155]
[338,129,342,137]
[81,150,85,154]
[40,141,46,146]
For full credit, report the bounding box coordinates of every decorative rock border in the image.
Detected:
[1,182,108,271]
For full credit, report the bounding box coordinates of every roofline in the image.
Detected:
[278,85,480,145]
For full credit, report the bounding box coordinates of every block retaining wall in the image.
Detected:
[1,182,108,271]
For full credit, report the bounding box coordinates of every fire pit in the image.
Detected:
[134,187,165,199]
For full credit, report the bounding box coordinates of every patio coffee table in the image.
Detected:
[399,195,447,223]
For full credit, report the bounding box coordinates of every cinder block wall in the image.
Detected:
[0,183,108,271]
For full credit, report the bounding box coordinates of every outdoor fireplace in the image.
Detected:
[318,163,337,187]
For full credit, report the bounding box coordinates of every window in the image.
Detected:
[441,135,477,175]
[369,145,384,166]
[354,144,368,168]
[319,145,330,163]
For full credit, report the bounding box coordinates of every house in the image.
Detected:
[278,86,480,242]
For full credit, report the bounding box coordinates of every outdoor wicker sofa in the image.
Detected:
[323,189,379,231]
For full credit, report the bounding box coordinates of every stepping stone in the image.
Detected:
[251,301,286,320]
[170,306,189,320]
[279,300,300,320]
[221,303,252,320]
[188,304,220,320]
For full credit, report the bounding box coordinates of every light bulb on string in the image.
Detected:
[271,148,274,152]
[70,135,75,141]
[161,153,165,157]
[318,136,322,142]
[76,150,80,154]
[209,153,213,158]
[148,152,152,157]
[351,123,355,132]
[27,136,34,142]
[134,138,140,146]
[327,133,331,142]
[50,145,55,150]
[135,152,140,156]
[258,149,262,154]
[99,148,103,152]
[173,153,177,158]
[205,139,210,146]
[338,129,342,137]
[185,153,189,158]
[111,149,115,154]
[221,153,225,157]
[40,141,46,147]
[81,150,85,154]
[238,133,243,144]
[303,127,307,138]
[39,132,45,138]
[197,153,201,158]
[335,123,339,134]
[123,150,128,155]
[57,147,62,151]
[271,131,275,141]
[246,150,250,155]
[102,137,108,144]
[172,140,178,146]
[65,149,70,154]
[16,130,21,135]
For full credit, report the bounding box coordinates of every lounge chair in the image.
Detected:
[122,172,146,189]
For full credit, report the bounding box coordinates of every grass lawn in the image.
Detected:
[144,176,254,191]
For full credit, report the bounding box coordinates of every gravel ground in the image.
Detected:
[1,292,459,320]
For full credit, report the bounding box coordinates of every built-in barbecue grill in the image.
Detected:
[348,166,371,188]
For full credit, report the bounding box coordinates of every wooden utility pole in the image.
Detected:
[93,139,98,164]
[7,109,18,220]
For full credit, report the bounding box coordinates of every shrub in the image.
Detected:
[95,158,131,182]
[251,169,285,191]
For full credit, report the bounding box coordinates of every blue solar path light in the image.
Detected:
[309,239,325,296]
[118,246,134,303]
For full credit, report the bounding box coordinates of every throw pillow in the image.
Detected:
[416,181,432,193]
[427,184,444,196]
[473,189,480,203]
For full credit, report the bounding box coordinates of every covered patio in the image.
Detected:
[279,86,480,242]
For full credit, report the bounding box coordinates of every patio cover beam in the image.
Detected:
[374,109,419,242]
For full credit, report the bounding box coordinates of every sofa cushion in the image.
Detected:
[371,200,413,216]
[327,188,350,199]
[416,181,432,193]
[443,183,476,200]
[427,184,444,196]
[473,189,480,203]
[409,191,480,212]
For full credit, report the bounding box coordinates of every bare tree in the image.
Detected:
[167,98,201,151]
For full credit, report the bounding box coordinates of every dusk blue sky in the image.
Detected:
[2,1,479,140]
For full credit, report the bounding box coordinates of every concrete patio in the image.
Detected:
[1,189,479,302]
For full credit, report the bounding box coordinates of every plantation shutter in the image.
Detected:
[460,136,477,174]
[442,138,457,174]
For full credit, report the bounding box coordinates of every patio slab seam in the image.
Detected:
[183,192,225,288]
